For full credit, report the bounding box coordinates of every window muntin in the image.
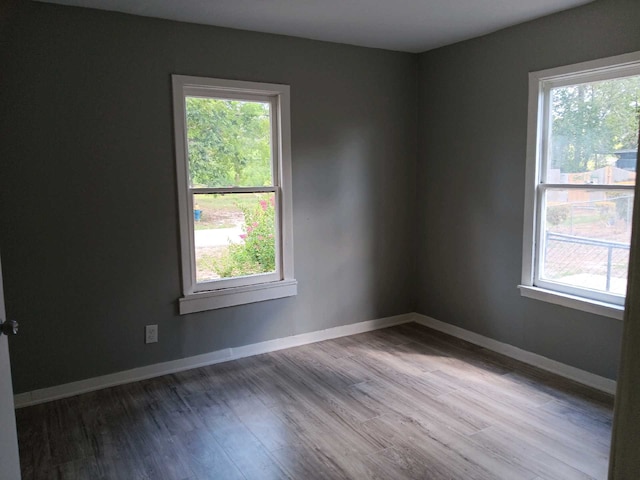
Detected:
[173,76,295,308]
[524,54,640,308]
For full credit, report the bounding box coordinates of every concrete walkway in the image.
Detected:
[194,227,244,247]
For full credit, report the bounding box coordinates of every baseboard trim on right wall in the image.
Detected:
[412,313,617,395]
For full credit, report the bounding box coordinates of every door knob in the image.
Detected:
[0,319,18,336]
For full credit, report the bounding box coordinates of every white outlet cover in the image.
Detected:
[145,325,158,344]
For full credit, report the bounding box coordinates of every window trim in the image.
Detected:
[520,51,640,318]
[172,75,296,314]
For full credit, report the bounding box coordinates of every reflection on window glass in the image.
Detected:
[185,98,273,188]
[547,76,640,185]
[193,193,276,283]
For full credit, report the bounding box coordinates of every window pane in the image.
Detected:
[193,192,277,283]
[540,188,633,295]
[546,75,640,184]
[185,97,273,188]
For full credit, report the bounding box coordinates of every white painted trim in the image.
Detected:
[172,76,193,295]
[171,75,295,307]
[519,285,624,321]
[14,313,413,408]
[15,312,617,407]
[412,313,616,395]
[534,51,640,87]
[521,50,640,307]
[179,279,298,314]
[191,186,277,194]
[521,70,542,286]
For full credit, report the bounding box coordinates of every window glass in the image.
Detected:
[541,189,633,295]
[185,97,273,188]
[547,76,640,185]
[193,192,277,283]
[534,70,640,304]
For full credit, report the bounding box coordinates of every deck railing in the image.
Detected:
[546,232,630,292]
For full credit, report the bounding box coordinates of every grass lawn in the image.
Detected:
[193,193,269,230]
[195,246,227,282]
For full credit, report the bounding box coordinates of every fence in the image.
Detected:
[544,231,630,293]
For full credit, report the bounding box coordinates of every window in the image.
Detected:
[172,76,296,314]
[521,52,640,319]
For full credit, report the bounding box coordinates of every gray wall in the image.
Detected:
[2,0,638,394]
[416,0,640,380]
[0,2,417,393]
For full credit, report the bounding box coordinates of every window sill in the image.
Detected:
[180,279,297,314]
[518,285,624,320]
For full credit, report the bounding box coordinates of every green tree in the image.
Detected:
[550,76,640,173]
[186,98,272,187]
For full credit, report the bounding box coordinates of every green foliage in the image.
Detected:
[546,204,570,226]
[550,76,640,173]
[186,98,271,187]
[213,196,276,277]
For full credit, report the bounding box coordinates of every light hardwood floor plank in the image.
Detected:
[16,323,613,479]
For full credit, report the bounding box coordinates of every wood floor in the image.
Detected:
[16,323,614,480]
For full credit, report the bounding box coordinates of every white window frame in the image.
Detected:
[520,51,640,320]
[172,75,296,314]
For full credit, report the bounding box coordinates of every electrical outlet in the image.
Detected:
[145,324,158,344]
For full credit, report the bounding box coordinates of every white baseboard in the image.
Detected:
[412,313,616,395]
[14,313,414,408]
[15,311,615,407]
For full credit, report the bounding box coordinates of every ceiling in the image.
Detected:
[39,0,595,53]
